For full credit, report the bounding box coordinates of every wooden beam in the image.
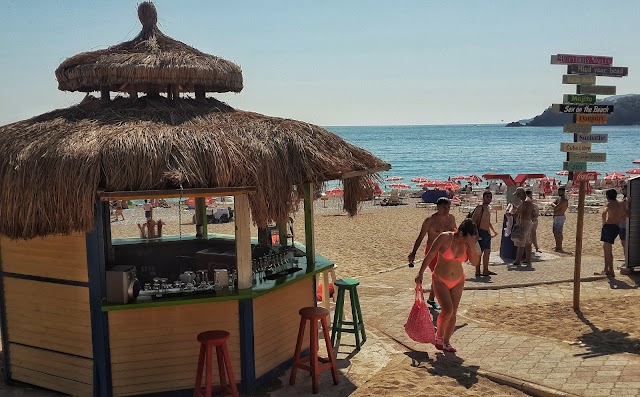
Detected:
[235,194,252,290]
[98,187,255,201]
[195,197,207,238]
[303,183,315,271]
[322,164,391,181]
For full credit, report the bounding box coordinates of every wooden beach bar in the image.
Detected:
[0,3,389,396]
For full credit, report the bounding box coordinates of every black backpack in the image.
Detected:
[467,205,484,226]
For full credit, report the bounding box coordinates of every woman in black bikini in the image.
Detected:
[415,219,479,352]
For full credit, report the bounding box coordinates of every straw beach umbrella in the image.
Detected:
[0,2,389,239]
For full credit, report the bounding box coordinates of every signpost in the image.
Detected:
[552,104,613,114]
[568,152,607,162]
[550,52,627,310]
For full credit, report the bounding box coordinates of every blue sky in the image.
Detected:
[1,1,638,126]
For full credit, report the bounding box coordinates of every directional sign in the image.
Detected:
[576,114,607,124]
[551,54,613,66]
[575,134,608,143]
[563,161,587,172]
[574,171,598,181]
[562,75,596,85]
[561,142,592,152]
[563,94,596,104]
[568,152,607,162]
[563,123,592,133]
[552,104,613,114]
[577,85,616,95]
[567,64,628,77]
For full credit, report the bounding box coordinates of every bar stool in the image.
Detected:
[194,330,239,397]
[290,307,339,394]
[316,264,338,322]
[331,278,366,350]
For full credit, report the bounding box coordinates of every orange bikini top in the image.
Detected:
[440,237,467,263]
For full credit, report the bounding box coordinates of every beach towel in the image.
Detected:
[404,283,436,343]
[503,204,514,237]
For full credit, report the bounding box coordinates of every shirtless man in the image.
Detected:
[598,189,628,277]
[471,191,498,277]
[551,186,569,252]
[408,197,457,309]
[509,187,534,266]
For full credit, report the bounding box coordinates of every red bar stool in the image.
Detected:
[289,307,339,394]
[194,330,239,397]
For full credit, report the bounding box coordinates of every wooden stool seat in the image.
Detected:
[331,278,366,350]
[290,306,339,394]
[194,330,239,397]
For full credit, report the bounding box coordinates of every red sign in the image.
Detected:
[574,172,598,181]
[551,54,613,66]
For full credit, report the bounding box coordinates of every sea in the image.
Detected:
[325,124,639,186]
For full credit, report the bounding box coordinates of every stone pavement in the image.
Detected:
[2,252,639,396]
[354,253,640,397]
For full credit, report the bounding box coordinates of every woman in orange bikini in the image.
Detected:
[415,219,479,352]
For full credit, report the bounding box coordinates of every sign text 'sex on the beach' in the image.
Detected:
[568,152,607,162]
[552,104,613,114]
[561,142,592,152]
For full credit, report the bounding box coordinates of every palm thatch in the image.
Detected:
[0,96,389,239]
[55,2,242,95]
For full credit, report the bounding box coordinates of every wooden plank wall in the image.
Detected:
[0,234,93,395]
[108,301,240,396]
[253,278,315,378]
[0,233,89,282]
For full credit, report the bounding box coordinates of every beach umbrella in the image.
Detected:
[450,175,467,181]
[410,177,429,183]
[606,172,625,177]
[555,170,569,176]
[467,174,483,183]
[537,176,558,183]
[388,183,411,189]
[0,2,390,239]
[386,176,404,181]
[373,183,383,197]
[633,159,640,164]
[626,168,640,175]
[586,170,602,176]
[440,181,461,190]
[325,187,344,197]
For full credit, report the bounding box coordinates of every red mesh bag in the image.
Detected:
[404,283,436,343]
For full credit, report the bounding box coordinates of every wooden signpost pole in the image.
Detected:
[573,180,586,310]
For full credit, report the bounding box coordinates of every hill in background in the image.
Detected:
[507,94,640,126]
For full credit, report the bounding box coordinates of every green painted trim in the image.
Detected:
[101,245,333,312]
[303,184,315,271]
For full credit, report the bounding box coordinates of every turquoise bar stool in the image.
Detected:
[330,278,366,350]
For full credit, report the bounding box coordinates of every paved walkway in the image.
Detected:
[2,252,639,396]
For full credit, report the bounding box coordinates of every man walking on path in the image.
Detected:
[408,197,457,309]
[471,191,498,277]
[598,189,628,277]
[551,186,569,252]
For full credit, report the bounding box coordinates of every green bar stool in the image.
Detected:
[331,278,366,350]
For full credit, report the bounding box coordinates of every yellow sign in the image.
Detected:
[560,142,592,152]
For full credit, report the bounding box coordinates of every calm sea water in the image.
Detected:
[325,124,640,185]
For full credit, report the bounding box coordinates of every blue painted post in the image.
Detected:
[238,299,255,391]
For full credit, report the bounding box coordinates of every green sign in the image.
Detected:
[563,161,587,172]
[563,94,596,104]
[568,152,607,162]
[563,123,592,133]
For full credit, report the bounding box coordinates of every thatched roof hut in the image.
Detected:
[0,2,389,240]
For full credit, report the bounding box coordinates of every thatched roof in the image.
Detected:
[0,96,389,239]
[55,2,242,95]
[0,2,389,239]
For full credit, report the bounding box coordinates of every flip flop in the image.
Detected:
[443,343,457,353]
[481,271,497,276]
[434,337,444,350]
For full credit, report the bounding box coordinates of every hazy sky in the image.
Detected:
[1,1,638,126]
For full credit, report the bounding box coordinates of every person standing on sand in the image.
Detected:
[408,197,457,310]
[471,191,498,277]
[415,219,480,352]
[551,186,569,252]
[509,187,534,266]
[143,199,153,220]
[526,190,541,253]
[597,189,627,277]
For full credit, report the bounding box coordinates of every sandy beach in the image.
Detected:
[112,195,624,279]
